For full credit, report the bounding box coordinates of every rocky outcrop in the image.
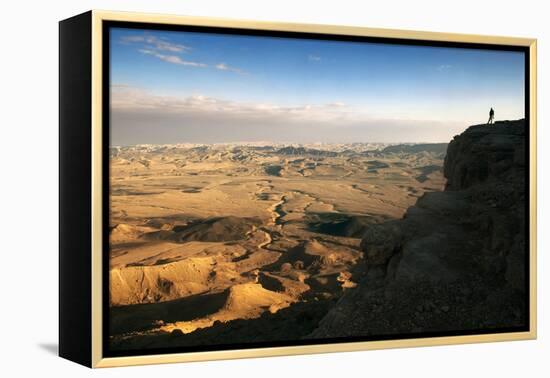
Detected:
[142,216,262,243]
[444,120,526,190]
[310,119,527,338]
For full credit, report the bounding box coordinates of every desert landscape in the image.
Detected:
[108,140,448,349]
[107,28,527,353]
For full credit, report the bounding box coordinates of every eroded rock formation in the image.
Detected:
[311,119,528,338]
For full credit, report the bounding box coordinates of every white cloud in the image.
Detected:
[111,85,353,122]
[138,49,207,67]
[215,62,246,74]
[327,101,346,107]
[308,55,321,62]
[437,64,453,72]
[121,35,191,53]
[120,34,245,73]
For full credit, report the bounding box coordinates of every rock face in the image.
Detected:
[444,120,526,190]
[310,119,528,338]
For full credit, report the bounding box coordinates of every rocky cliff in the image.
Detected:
[310,119,528,338]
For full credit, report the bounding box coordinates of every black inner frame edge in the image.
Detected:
[101,19,531,358]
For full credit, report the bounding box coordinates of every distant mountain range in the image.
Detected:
[381,143,448,154]
[111,142,449,158]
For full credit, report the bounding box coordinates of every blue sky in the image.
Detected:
[110,27,525,145]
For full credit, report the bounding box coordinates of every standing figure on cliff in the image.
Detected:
[488,107,495,124]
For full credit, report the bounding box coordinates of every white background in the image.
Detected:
[0,0,547,376]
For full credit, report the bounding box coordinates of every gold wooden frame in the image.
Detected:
[89,10,537,368]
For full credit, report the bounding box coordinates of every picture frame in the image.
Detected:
[59,10,537,368]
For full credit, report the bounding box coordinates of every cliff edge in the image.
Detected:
[310,119,528,338]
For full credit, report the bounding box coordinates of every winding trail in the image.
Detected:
[256,229,273,249]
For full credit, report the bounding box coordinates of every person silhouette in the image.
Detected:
[488,107,495,124]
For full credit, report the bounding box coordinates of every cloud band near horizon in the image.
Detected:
[110,85,470,146]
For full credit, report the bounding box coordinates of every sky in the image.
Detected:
[110,27,525,145]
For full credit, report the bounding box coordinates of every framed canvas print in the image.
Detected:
[59,10,537,368]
